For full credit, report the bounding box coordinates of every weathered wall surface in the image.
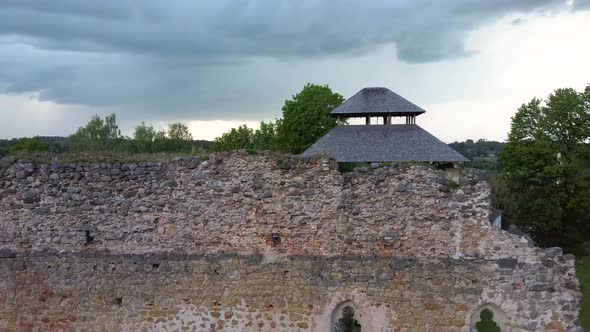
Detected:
[0,153,582,331]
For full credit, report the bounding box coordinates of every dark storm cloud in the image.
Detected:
[0,0,586,119]
[574,0,590,10]
[0,0,576,62]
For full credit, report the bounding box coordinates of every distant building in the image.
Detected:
[302,87,469,163]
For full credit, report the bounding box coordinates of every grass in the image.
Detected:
[577,256,590,329]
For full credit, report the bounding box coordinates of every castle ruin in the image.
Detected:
[0,153,582,331]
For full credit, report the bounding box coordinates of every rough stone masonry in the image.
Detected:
[0,153,582,331]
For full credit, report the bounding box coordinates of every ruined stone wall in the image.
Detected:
[0,153,582,331]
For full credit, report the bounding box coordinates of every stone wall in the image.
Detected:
[0,153,582,331]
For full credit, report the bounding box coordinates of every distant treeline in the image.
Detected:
[1,132,503,170]
[0,115,212,157]
[448,139,505,171]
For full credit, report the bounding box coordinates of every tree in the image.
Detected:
[252,121,278,150]
[167,122,193,141]
[133,122,165,153]
[213,125,254,152]
[448,139,505,171]
[164,122,193,152]
[497,86,590,252]
[9,136,49,153]
[70,114,122,152]
[212,83,344,154]
[276,83,344,153]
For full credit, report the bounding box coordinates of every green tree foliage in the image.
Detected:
[213,125,254,152]
[165,122,194,152]
[9,136,49,153]
[497,86,590,251]
[1,137,68,156]
[448,139,505,160]
[252,121,278,150]
[212,121,280,152]
[70,114,122,152]
[276,83,344,153]
[213,83,343,153]
[132,122,166,153]
[448,139,505,171]
[167,122,193,141]
[1,117,210,156]
[131,121,196,153]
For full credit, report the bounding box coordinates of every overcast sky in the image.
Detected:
[0,0,589,142]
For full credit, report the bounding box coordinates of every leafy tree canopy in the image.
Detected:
[213,125,254,152]
[252,121,278,151]
[132,122,166,153]
[70,114,122,152]
[212,83,343,154]
[9,136,49,153]
[167,122,193,141]
[277,83,344,154]
[497,85,590,252]
[448,139,505,171]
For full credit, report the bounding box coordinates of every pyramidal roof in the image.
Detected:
[331,87,426,118]
[302,125,469,163]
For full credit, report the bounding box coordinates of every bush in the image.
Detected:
[10,136,49,153]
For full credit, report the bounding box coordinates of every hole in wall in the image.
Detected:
[334,306,361,332]
[115,297,123,306]
[84,230,95,245]
[475,309,500,332]
[271,233,281,246]
[470,304,507,331]
[152,263,160,270]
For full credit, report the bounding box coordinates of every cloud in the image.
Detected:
[0,1,578,62]
[574,0,590,10]
[0,0,588,123]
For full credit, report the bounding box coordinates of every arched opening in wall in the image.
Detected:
[332,302,362,332]
[469,304,507,331]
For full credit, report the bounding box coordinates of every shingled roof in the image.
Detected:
[301,125,469,163]
[331,87,426,118]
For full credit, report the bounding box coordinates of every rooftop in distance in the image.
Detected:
[330,87,426,118]
[302,124,469,163]
[303,87,468,163]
